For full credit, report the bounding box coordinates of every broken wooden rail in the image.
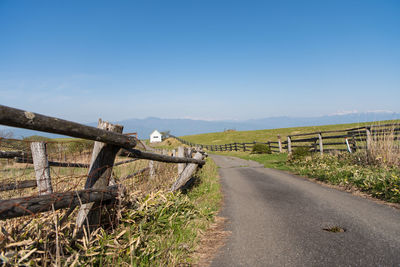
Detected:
[0,185,121,220]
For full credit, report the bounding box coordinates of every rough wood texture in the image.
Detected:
[177,146,185,175]
[76,120,123,230]
[0,186,119,220]
[318,133,324,155]
[0,105,136,148]
[125,148,205,165]
[170,152,203,192]
[0,180,37,192]
[185,147,192,158]
[287,136,292,154]
[149,160,155,179]
[31,142,53,195]
[366,128,372,151]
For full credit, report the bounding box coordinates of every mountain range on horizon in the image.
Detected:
[1,111,400,140]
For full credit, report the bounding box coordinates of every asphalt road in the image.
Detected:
[210,155,400,267]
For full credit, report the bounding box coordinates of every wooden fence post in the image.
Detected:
[186,147,192,158]
[243,143,246,152]
[287,136,292,154]
[278,135,282,153]
[318,133,324,155]
[345,138,352,153]
[170,152,203,192]
[177,146,185,175]
[75,119,123,232]
[149,160,155,179]
[234,142,238,151]
[351,136,357,152]
[366,127,372,151]
[31,142,53,195]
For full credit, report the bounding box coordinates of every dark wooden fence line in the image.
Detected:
[0,180,37,192]
[0,150,28,159]
[169,123,399,155]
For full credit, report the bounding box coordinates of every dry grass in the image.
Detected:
[0,138,221,266]
[367,126,400,167]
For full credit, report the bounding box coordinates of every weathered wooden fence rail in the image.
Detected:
[0,105,206,229]
[0,185,121,220]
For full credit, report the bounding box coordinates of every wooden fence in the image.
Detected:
[170,123,400,155]
[0,105,206,232]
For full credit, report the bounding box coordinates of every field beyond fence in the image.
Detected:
[171,123,400,155]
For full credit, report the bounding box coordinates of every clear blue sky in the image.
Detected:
[1,0,399,122]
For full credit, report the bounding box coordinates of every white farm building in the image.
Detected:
[150,130,162,143]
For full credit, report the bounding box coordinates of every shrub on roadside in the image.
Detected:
[289,146,311,161]
[251,143,271,154]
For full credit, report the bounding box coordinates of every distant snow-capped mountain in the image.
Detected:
[2,111,399,139]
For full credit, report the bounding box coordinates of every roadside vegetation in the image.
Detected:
[1,137,221,266]
[208,126,400,204]
[288,152,400,203]
[67,157,221,266]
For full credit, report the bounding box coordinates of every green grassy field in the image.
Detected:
[180,120,400,145]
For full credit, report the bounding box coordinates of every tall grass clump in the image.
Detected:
[288,147,311,161]
[251,143,271,154]
[364,126,400,167]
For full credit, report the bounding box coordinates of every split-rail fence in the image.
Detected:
[171,123,400,155]
[0,105,206,233]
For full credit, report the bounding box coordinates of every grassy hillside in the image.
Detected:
[181,119,400,145]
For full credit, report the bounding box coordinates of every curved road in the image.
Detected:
[210,155,400,266]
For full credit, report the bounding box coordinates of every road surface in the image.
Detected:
[210,154,400,266]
